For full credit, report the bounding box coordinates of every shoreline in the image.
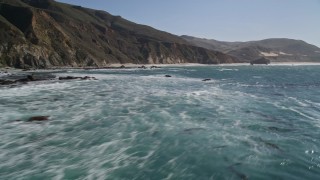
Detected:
[40,62,320,69]
[1,62,320,72]
[34,62,320,69]
[1,61,320,86]
[267,62,320,66]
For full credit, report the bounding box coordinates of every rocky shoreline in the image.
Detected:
[0,69,98,87]
[2,61,320,87]
[0,64,160,86]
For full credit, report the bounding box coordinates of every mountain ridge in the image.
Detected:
[182,35,320,62]
[0,0,237,68]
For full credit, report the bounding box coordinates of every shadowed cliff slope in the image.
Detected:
[0,0,237,68]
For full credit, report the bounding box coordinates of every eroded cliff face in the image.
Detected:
[0,0,238,68]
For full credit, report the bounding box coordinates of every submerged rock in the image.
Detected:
[183,128,206,134]
[165,75,172,77]
[28,116,50,122]
[202,78,211,81]
[228,163,248,180]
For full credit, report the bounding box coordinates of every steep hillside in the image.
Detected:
[182,35,320,62]
[0,0,237,68]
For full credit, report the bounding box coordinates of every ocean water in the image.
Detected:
[0,65,320,179]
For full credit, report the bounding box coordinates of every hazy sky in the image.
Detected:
[57,0,320,47]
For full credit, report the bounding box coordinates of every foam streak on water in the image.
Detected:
[1,65,320,179]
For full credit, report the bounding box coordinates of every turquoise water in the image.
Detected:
[0,65,320,179]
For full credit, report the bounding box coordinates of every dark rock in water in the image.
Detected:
[59,76,79,80]
[27,74,35,81]
[81,76,97,80]
[165,75,172,77]
[202,78,211,81]
[150,66,161,69]
[0,79,16,85]
[22,68,32,71]
[120,65,126,69]
[59,76,97,80]
[1,73,56,86]
[138,65,147,69]
[16,74,48,82]
[34,74,56,81]
[1,73,91,86]
[15,74,36,82]
[28,116,50,122]
[250,57,270,65]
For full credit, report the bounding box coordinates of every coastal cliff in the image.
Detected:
[0,0,237,68]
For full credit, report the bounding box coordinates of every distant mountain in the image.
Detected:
[0,0,237,68]
[182,35,320,62]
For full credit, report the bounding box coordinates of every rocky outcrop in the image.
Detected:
[0,73,97,86]
[0,0,238,68]
[250,57,270,65]
[0,73,54,85]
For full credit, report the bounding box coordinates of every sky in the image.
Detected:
[57,0,320,47]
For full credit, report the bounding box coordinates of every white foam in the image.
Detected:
[278,105,318,121]
[0,73,11,77]
[0,81,72,97]
[288,97,309,107]
[219,68,239,72]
